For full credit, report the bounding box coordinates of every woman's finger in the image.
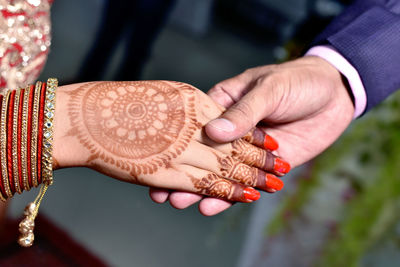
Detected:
[182,142,283,192]
[243,127,279,151]
[143,165,260,203]
[201,138,290,176]
[179,165,260,202]
[230,139,290,176]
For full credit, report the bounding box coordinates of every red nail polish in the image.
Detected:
[244,187,260,201]
[265,174,284,191]
[274,158,291,174]
[264,135,279,150]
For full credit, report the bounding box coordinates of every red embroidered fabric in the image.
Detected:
[0,0,52,92]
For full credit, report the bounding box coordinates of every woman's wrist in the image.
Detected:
[52,83,90,170]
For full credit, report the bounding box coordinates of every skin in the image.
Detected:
[150,56,355,215]
[52,80,286,202]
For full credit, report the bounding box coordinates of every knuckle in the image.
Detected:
[193,173,233,199]
[229,100,254,120]
[254,72,288,106]
[255,72,283,90]
[231,140,266,169]
[239,67,259,81]
[231,164,257,186]
[242,67,256,76]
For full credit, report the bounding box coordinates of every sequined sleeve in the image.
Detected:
[0,0,52,93]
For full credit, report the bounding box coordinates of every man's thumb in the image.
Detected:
[205,99,259,143]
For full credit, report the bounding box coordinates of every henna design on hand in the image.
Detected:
[216,154,258,187]
[243,128,265,148]
[231,139,290,177]
[215,153,282,191]
[231,139,269,169]
[243,128,279,151]
[242,129,257,144]
[191,173,234,199]
[67,81,200,177]
[190,172,258,201]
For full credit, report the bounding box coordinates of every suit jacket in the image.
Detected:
[312,0,400,113]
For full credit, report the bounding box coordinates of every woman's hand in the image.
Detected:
[52,81,288,202]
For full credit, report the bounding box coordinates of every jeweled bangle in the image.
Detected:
[31,82,42,187]
[1,91,12,198]
[41,78,57,185]
[37,82,46,185]
[21,86,31,191]
[6,90,16,194]
[17,89,25,191]
[26,85,35,189]
[12,89,21,194]
[0,94,7,202]
[17,78,57,247]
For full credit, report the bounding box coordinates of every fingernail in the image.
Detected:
[265,174,284,191]
[264,135,279,150]
[208,118,235,132]
[274,158,291,174]
[244,187,260,201]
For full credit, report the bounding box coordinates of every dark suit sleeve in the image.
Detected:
[312,0,400,113]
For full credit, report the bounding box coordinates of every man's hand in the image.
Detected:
[149,56,355,215]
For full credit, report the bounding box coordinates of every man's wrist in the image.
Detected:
[305,45,367,118]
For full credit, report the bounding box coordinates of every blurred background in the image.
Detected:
[2,0,400,266]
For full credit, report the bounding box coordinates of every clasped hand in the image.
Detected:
[53,80,289,205]
[53,56,354,216]
[149,56,355,215]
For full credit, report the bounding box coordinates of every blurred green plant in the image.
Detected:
[266,90,400,266]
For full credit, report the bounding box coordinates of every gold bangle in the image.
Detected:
[31,82,41,187]
[1,91,12,198]
[12,89,21,194]
[21,86,30,191]
[0,93,7,202]
[42,78,57,185]
[18,78,57,247]
[0,94,6,202]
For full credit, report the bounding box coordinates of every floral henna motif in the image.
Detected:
[216,154,258,186]
[67,81,200,177]
[191,173,234,199]
[231,139,268,168]
[83,82,185,158]
[232,139,289,176]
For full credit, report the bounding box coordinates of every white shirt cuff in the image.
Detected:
[305,45,367,118]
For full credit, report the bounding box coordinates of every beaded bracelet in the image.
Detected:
[0,78,57,247]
